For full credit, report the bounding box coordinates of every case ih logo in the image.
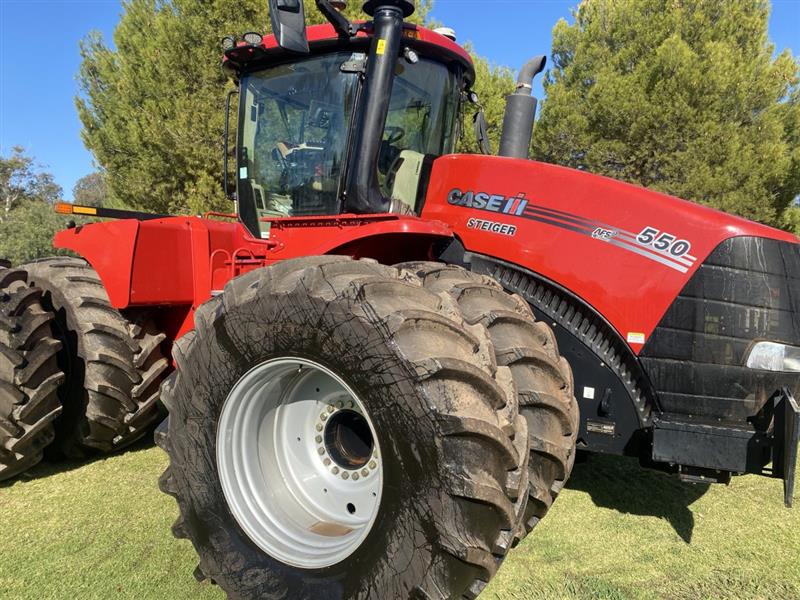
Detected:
[447,187,698,273]
[448,189,529,216]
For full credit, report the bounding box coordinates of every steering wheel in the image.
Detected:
[271,144,293,191]
[384,126,405,145]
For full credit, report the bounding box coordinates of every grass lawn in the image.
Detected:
[0,442,797,600]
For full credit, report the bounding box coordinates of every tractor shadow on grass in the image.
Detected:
[0,435,157,486]
[566,453,710,543]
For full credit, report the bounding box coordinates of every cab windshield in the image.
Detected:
[238,51,461,237]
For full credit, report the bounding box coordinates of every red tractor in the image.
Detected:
[1,1,798,597]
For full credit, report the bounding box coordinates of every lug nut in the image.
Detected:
[342,472,350,480]
[315,435,322,444]
[332,467,340,475]
[336,401,344,409]
[368,460,377,470]
[318,448,325,455]
[321,413,328,421]
[327,405,335,414]
[361,469,369,477]
[352,473,360,481]
[324,458,331,466]
[316,423,323,432]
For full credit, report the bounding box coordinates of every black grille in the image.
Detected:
[640,236,800,424]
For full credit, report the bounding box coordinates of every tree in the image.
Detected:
[0,201,75,265]
[73,172,108,207]
[0,148,70,264]
[785,203,800,235]
[458,50,516,154]
[533,0,800,228]
[77,0,431,215]
[0,147,61,223]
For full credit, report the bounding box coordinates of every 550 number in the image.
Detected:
[636,227,692,258]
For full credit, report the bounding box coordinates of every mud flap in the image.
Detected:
[774,387,800,508]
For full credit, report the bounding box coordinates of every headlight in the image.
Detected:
[222,36,237,51]
[242,32,263,46]
[746,341,800,373]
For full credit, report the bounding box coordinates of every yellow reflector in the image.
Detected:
[72,205,98,216]
[55,202,74,215]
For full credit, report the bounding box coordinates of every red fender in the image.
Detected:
[55,214,453,340]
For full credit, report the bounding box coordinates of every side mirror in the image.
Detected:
[467,92,492,155]
[268,0,309,54]
[473,110,492,155]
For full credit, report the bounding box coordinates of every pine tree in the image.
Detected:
[533,0,800,228]
[458,50,516,154]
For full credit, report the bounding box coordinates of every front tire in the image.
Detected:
[399,263,579,541]
[157,256,530,599]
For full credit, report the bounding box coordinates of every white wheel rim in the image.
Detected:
[217,357,384,569]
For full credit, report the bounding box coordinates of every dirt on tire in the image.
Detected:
[400,262,579,541]
[0,268,64,480]
[156,256,531,599]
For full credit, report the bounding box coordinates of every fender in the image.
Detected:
[55,214,453,337]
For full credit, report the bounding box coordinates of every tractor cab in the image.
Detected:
[222,1,474,240]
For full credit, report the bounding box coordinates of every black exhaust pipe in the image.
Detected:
[498,56,547,160]
[344,1,415,214]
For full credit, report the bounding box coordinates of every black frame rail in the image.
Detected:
[56,202,170,222]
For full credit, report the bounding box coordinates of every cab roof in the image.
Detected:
[225,22,475,86]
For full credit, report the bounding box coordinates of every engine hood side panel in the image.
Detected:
[421,154,799,354]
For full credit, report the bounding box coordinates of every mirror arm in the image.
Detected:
[316,0,358,37]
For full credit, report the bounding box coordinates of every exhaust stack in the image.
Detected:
[498,56,547,160]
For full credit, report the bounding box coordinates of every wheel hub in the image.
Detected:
[217,357,384,569]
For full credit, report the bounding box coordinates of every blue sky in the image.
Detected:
[1,0,798,200]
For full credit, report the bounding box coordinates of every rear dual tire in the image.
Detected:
[157,256,531,599]
[0,268,64,480]
[24,258,167,458]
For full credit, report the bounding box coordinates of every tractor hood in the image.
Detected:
[420,154,799,352]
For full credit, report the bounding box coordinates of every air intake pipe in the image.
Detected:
[344,0,415,214]
[498,56,547,159]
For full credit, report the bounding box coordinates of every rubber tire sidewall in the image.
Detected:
[167,290,481,600]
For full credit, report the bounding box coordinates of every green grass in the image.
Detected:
[0,444,797,600]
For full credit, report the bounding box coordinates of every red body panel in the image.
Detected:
[421,155,799,354]
[53,219,140,308]
[55,156,798,356]
[55,215,452,339]
[257,23,473,67]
